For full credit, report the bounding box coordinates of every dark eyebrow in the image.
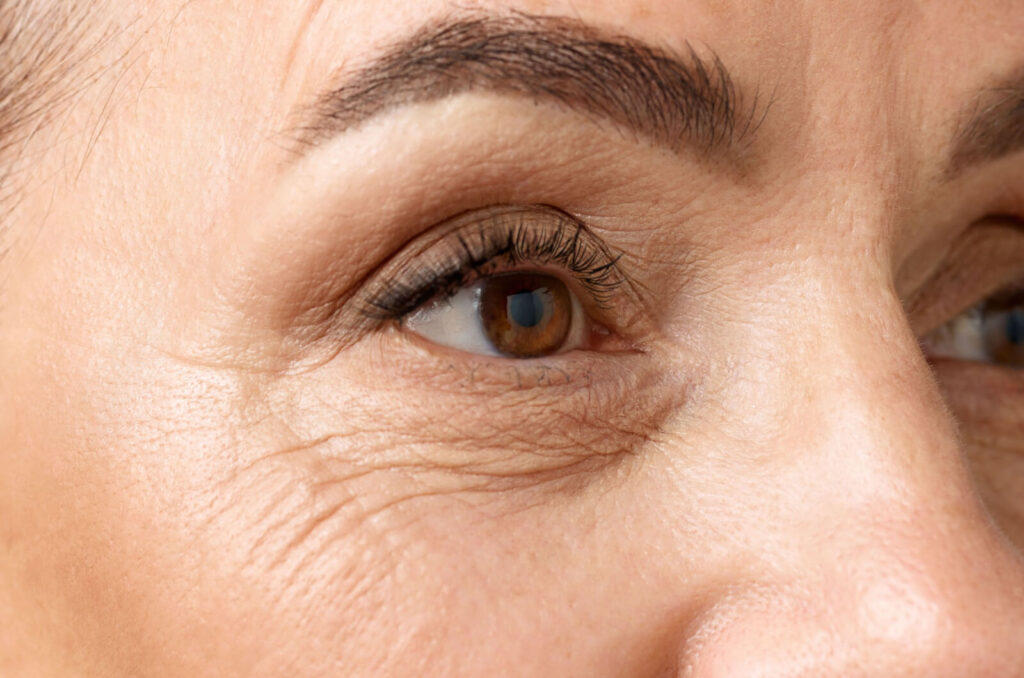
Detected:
[948,66,1024,178]
[289,12,762,159]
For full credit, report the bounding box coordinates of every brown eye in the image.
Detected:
[404,270,586,358]
[479,273,572,357]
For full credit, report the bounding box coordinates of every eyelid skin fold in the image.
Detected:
[349,205,629,330]
[906,219,1024,337]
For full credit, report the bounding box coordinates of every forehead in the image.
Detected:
[10,0,1021,258]
[271,0,1022,75]
[267,0,1021,147]
[234,1,1011,201]
[104,0,1018,160]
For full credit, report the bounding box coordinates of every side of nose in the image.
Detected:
[674,279,1024,677]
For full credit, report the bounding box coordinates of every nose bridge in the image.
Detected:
[749,245,970,535]
[683,261,1024,675]
[805,258,1024,573]
[796,267,965,512]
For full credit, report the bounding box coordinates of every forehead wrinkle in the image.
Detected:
[280,0,328,91]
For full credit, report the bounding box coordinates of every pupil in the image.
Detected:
[507,289,547,329]
[478,273,572,358]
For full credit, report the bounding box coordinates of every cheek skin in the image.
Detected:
[0,334,268,675]
[5,0,1024,675]
[930,359,1024,545]
[187,355,705,678]
[262,334,689,496]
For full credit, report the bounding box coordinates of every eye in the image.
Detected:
[406,271,587,358]
[922,288,1024,366]
[354,205,630,360]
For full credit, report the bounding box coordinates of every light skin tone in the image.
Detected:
[1,0,1024,675]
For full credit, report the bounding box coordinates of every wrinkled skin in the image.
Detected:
[2,1,1024,676]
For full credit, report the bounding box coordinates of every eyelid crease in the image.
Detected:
[353,204,628,325]
[905,217,1024,337]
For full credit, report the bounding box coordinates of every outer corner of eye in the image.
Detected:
[404,272,588,359]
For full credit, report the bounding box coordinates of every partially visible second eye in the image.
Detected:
[922,290,1024,367]
[406,271,587,358]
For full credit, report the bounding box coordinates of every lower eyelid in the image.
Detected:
[373,326,647,395]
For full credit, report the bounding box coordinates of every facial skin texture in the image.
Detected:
[2,0,1024,676]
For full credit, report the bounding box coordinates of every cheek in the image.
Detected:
[173,333,711,676]
[930,360,1024,544]
[185,409,659,676]
[971,443,1024,547]
[1,336,253,673]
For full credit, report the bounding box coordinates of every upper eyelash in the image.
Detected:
[358,205,625,321]
[984,283,1024,312]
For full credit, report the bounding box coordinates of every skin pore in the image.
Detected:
[1,0,1024,676]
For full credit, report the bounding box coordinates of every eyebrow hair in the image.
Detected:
[1,1,112,209]
[290,12,762,159]
[948,66,1024,178]
[1,0,96,256]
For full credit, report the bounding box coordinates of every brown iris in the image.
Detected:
[479,273,573,357]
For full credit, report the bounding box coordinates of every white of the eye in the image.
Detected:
[921,304,990,361]
[404,279,587,357]
[406,285,501,356]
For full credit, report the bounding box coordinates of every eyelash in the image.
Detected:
[357,206,625,322]
[982,285,1024,313]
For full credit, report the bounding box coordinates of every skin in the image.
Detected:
[2,0,1024,675]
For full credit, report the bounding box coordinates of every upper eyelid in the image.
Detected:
[352,204,630,323]
[905,218,1024,337]
[983,283,1024,311]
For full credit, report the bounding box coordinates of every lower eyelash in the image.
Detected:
[358,205,624,321]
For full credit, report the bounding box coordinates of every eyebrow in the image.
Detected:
[289,12,762,159]
[948,66,1024,178]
